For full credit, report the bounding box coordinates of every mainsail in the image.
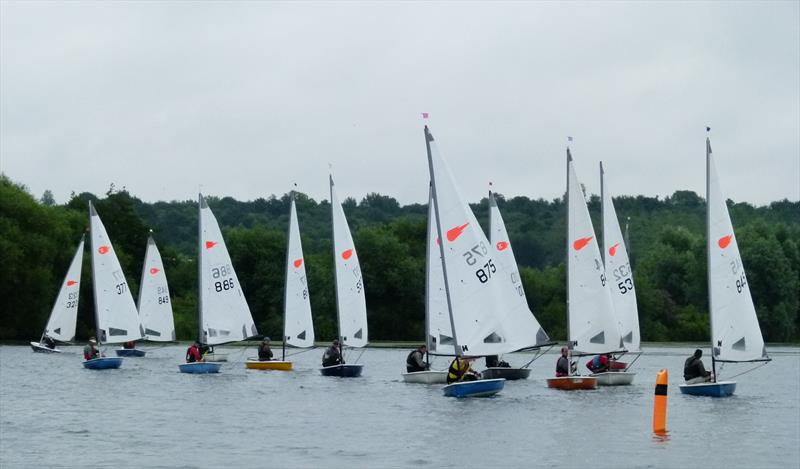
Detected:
[425,186,454,354]
[600,163,641,352]
[198,193,258,345]
[488,190,551,349]
[566,150,622,355]
[330,176,368,348]
[42,235,85,342]
[284,193,315,348]
[89,201,144,344]
[706,138,768,363]
[424,126,514,357]
[137,234,176,341]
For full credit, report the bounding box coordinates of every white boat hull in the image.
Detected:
[402,370,448,384]
[592,371,636,386]
[30,342,62,353]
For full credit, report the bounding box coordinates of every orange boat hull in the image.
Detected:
[546,376,598,390]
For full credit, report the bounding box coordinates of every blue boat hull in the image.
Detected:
[443,378,505,398]
[115,348,146,357]
[82,357,123,370]
[320,364,363,377]
[679,380,736,397]
[179,362,222,374]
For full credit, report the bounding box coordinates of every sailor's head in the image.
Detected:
[89,337,97,344]
[419,344,427,352]
[263,337,271,344]
[560,347,568,356]
[333,339,340,346]
[694,349,703,359]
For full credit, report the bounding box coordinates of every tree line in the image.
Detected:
[1,174,798,344]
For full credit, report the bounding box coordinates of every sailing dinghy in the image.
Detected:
[117,232,176,357]
[547,148,623,390]
[85,201,143,369]
[180,194,258,374]
[320,176,368,378]
[679,134,770,397]
[401,187,449,384]
[592,162,640,385]
[247,191,314,371]
[481,189,553,380]
[31,235,85,353]
[424,125,506,398]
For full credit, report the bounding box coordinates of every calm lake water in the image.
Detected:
[1,344,798,468]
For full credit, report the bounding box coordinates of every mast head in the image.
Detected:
[424,126,435,142]
[198,193,208,209]
[566,147,573,162]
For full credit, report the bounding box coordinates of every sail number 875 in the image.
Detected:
[462,242,496,283]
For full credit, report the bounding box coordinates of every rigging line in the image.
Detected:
[521,344,556,369]
[284,346,318,358]
[724,361,770,380]
[622,351,643,372]
[350,347,366,365]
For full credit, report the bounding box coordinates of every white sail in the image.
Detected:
[707,138,767,362]
[488,190,551,348]
[89,201,144,344]
[137,234,176,342]
[600,164,641,352]
[198,194,258,345]
[284,194,315,348]
[330,176,368,348]
[566,150,622,355]
[424,126,513,357]
[426,187,454,354]
[43,236,85,342]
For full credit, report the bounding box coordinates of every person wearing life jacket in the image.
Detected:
[684,349,712,384]
[123,340,135,350]
[485,355,510,368]
[406,345,429,372]
[42,335,56,349]
[586,353,611,373]
[83,337,100,361]
[555,347,570,376]
[322,339,343,367]
[258,337,274,361]
[186,341,203,363]
[447,356,480,384]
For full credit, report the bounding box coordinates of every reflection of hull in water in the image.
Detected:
[82,357,123,370]
[179,362,222,374]
[30,342,62,354]
[592,371,636,386]
[546,376,598,390]
[443,378,505,398]
[679,380,736,397]
[481,367,531,380]
[320,364,363,377]
[115,348,146,357]
[401,370,448,384]
[245,360,292,371]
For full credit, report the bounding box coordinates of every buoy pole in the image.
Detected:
[653,369,668,434]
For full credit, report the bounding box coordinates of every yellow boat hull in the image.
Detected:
[245,360,293,371]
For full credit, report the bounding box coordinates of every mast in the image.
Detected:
[89,201,102,345]
[137,231,153,338]
[424,126,462,357]
[423,183,433,366]
[282,190,295,361]
[330,175,344,359]
[565,147,572,374]
[197,194,204,345]
[600,161,605,264]
[706,131,717,382]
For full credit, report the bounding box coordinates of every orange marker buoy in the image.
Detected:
[653,369,668,433]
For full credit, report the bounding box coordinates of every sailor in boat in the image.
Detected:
[684,349,713,384]
[41,335,56,350]
[258,337,274,361]
[199,343,213,357]
[406,345,430,373]
[446,357,480,384]
[585,353,612,374]
[322,339,343,367]
[485,355,510,368]
[555,347,570,377]
[186,341,204,363]
[83,337,100,361]
[122,341,135,350]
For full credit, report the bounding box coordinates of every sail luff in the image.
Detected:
[198,194,205,344]
[424,184,433,352]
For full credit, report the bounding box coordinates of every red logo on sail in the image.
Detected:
[66,280,78,287]
[98,246,110,255]
[446,223,469,242]
[341,249,353,260]
[293,259,303,268]
[573,236,593,251]
[205,241,217,249]
[608,243,621,257]
[149,268,161,275]
[718,235,733,249]
[496,241,509,251]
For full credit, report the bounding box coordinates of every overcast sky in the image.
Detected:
[1,1,798,207]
